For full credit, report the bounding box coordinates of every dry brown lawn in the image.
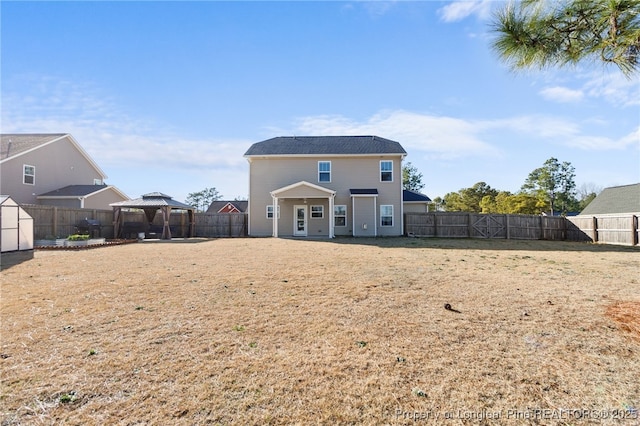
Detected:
[1,237,639,425]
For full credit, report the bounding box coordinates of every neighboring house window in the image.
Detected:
[311,205,324,219]
[318,161,331,183]
[266,205,280,219]
[334,205,347,227]
[94,179,103,185]
[380,205,393,226]
[380,160,393,182]
[23,165,35,185]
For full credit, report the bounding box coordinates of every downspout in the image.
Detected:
[329,193,335,238]
[272,195,279,238]
[374,196,377,237]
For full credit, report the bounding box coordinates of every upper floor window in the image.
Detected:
[380,205,393,227]
[23,165,35,185]
[380,160,393,182]
[318,161,331,183]
[94,179,103,185]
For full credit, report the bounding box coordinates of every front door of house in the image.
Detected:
[294,205,307,236]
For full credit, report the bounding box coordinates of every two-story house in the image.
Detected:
[244,136,407,237]
[0,133,128,209]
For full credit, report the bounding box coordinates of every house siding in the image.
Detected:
[84,188,128,209]
[248,155,404,237]
[0,137,103,205]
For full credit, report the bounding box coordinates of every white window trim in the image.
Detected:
[318,161,331,183]
[266,205,280,219]
[380,204,394,227]
[23,164,35,185]
[334,205,347,227]
[310,205,324,219]
[380,160,393,182]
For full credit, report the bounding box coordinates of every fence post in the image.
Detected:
[539,215,544,240]
[52,206,58,237]
[592,216,598,242]
[506,214,511,239]
[467,213,472,237]
[632,215,638,246]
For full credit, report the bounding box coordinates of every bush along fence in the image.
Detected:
[404,212,640,246]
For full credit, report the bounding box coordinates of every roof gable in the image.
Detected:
[0,133,108,179]
[207,200,249,213]
[580,183,640,215]
[271,181,336,198]
[244,136,407,157]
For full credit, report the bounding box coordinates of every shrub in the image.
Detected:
[67,234,90,241]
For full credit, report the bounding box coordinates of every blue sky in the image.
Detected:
[2,1,639,203]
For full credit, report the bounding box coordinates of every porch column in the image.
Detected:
[329,194,335,238]
[272,196,279,238]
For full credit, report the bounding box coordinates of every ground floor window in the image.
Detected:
[380,205,393,226]
[334,205,346,227]
[311,205,324,218]
[266,205,280,219]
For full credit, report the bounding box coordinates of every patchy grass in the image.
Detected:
[1,237,639,424]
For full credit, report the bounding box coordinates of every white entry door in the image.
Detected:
[294,205,307,236]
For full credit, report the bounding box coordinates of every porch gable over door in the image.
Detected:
[270,181,335,199]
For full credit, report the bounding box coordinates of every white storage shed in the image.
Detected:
[1,196,34,269]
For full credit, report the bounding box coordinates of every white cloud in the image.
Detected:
[278,110,502,159]
[1,74,251,172]
[539,86,585,103]
[583,72,640,107]
[437,0,494,22]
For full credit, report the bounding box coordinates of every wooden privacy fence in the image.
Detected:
[567,215,639,246]
[21,205,248,239]
[405,212,567,240]
[405,212,639,245]
[17,205,640,245]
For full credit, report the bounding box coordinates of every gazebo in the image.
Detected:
[111,192,195,240]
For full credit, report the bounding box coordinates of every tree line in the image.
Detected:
[432,158,599,215]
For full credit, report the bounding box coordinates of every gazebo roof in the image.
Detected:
[110,192,193,210]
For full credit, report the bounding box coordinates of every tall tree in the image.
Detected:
[185,187,221,212]
[443,182,499,212]
[402,162,425,192]
[491,0,640,77]
[522,158,578,215]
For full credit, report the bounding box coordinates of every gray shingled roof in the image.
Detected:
[1,134,67,159]
[350,189,379,195]
[206,200,248,213]
[580,183,640,215]
[110,192,193,209]
[244,136,406,156]
[403,190,432,202]
[38,185,108,197]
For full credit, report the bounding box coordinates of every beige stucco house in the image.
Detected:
[244,136,407,237]
[0,133,128,209]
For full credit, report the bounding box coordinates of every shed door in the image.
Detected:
[294,205,307,236]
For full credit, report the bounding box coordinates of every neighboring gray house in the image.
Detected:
[0,133,128,209]
[244,136,407,237]
[580,183,640,216]
[403,189,432,213]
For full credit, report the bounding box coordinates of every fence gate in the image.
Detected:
[472,214,505,238]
